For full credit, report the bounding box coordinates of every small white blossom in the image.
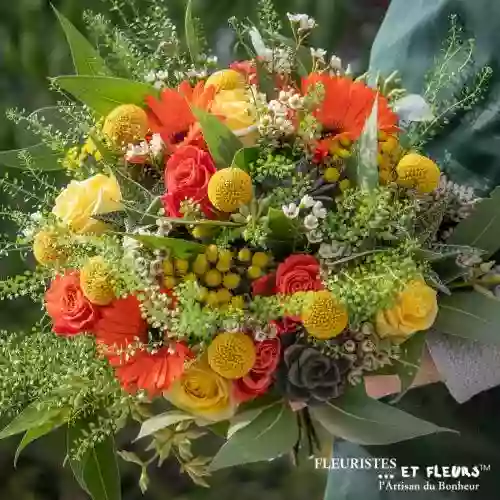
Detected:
[310,48,327,63]
[330,55,342,71]
[312,201,327,219]
[154,80,163,90]
[149,133,164,157]
[345,64,353,77]
[125,141,149,161]
[304,214,319,231]
[207,55,218,64]
[282,203,300,219]
[145,71,157,83]
[300,195,315,209]
[287,93,304,110]
[268,100,288,116]
[287,13,317,31]
[307,229,323,243]
[157,70,169,80]
[29,211,42,222]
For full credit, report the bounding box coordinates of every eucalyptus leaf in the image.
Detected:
[448,187,500,258]
[127,233,205,258]
[191,107,243,169]
[0,143,64,171]
[0,402,70,440]
[53,75,158,116]
[14,408,71,466]
[185,0,200,63]
[53,6,110,76]
[310,388,455,445]
[434,290,500,345]
[136,411,193,441]
[393,94,434,123]
[209,403,298,471]
[68,421,121,500]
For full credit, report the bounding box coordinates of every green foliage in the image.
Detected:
[210,402,298,470]
[52,75,157,116]
[0,143,65,171]
[137,411,194,441]
[185,0,201,64]
[53,6,110,77]
[191,108,244,169]
[310,387,455,445]
[127,233,206,258]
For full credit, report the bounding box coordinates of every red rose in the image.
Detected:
[270,317,302,335]
[276,254,323,294]
[251,273,277,297]
[162,145,216,217]
[45,272,98,336]
[233,338,281,403]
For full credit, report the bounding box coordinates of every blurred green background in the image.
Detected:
[0,0,388,498]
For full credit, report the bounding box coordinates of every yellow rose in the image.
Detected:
[211,89,258,147]
[376,279,438,342]
[52,174,122,234]
[165,359,235,421]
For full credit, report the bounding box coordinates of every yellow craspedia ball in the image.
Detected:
[205,69,246,92]
[175,258,189,276]
[102,104,148,148]
[396,153,441,194]
[207,332,256,379]
[193,254,209,275]
[252,252,269,268]
[216,288,232,304]
[205,269,222,288]
[33,229,67,266]
[302,291,348,340]
[208,167,253,213]
[80,256,115,306]
[230,295,245,310]
[205,244,219,263]
[238,247,252,262]
[324,167,340,183]
[223,272,241,290]
[163,276,177,289]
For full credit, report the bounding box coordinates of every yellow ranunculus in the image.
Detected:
[211,89,258,147]
[165,359,235,421]
[376,279,438,342]
[52,174,122,234]
[205,69,246,92]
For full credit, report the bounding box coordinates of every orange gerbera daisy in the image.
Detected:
[145,80,216,152]
[114,343,193,396]
[302,73,398,154]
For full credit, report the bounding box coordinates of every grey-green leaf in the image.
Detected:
[434,290,500,345]
[448,187,500,258]
[127,234,205,258]
[192,107,244,169]
[136,411,193,441]
[53,76,158,116]
[53,7,110,76]
[185,0,200,63]
[209,403,298,471]
[311,389,455,445]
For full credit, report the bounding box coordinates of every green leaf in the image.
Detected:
[209,403,298,471]
[434,290,500,345]
[127,234,205,258]
[136,411,193,441]
[310,389,455,445]
[448,187,500,258]
[0,143,64,171]
[14,407,71,466]
[53,76,158,116]
[68,422,121,500]
[53,6,110,76]
[185,0,200,63]
[191,107,244,169]
[0,402,70,440]
[255,59,277,100]
[117,450,144,467]
[267,207,300,241]
[355,99,379,190]
[232,147,259,173]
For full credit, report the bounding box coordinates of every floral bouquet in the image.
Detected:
[1,0,499,497]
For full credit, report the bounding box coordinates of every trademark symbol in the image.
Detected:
[479,464,491,472]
